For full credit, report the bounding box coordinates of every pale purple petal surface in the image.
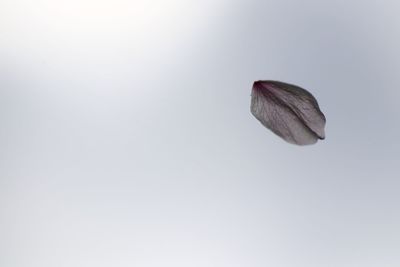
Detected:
[251,80,326,145]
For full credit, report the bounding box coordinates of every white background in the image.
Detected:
[1,0,399,266]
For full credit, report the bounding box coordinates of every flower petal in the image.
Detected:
[251,80,326,145]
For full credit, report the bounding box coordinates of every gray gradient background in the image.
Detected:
[1,0,400,266]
